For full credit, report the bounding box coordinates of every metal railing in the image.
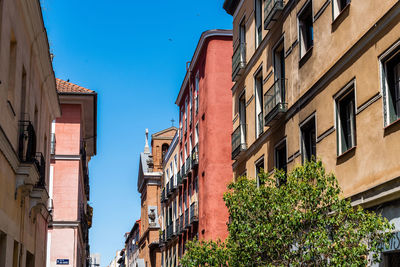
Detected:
[264,78,287,126]
[167,223,173,240]
[166,182,170,197]
[180,214,184,233]
[171,176,177,192]
[177,171,183,186]
[232,124,247,160]
[185,208,189,228]
[190,202,199,224]
[34,153,46,188]
[264,0,284,30]
[161,188,166,203]
[191,144,199,168]
[175,218,179,235]
[181,164,186,178]
[185,157,191,174]
[159,230,165,244]
[232,43,246,81]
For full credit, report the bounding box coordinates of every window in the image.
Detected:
[332,0,350,20]
[336,89,356,155]
[26,251,34,267]
[189,134,192,153]
[239,91,247,143]
[273,39,285,82]
[300,116,316,163]
[0,231,5,267]
[8,38,17,109]
[382,46,400,126]
[239,18,246,62]
[275,140,287,173]
[195,72,199,114]
[255,157,264,187]
[195,124,199,144]
[298,1,313,59]
[255,69,263,138]
[255,0,263,47]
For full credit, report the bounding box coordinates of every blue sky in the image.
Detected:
[41,1,232,265]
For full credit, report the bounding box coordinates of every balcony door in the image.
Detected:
[239,92,246,144]
[239,19,246,63]
[273,39,285,104]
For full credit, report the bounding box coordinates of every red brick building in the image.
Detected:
[160,29,233,265]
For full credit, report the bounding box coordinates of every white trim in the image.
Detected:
[52,155,81,160]
[49,165,54,199]
[334,79,357,156]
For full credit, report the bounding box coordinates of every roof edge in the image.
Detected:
[223,0,241,15]
[174,29,233,105]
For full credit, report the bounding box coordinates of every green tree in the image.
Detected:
[181,160,394,266]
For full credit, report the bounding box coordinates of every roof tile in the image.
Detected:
[56,78,95,94]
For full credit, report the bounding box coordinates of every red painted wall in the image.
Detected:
[177,35,233,247]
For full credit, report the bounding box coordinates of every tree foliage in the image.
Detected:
[181,160,394,266]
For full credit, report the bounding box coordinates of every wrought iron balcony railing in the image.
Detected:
[167,223,173,240]
[161,188,166,203]
[174,218,179,236]
[264,0,284,30]
[232,124,247,160]
[185,157,191,175]
[171,176,178,192]
[166,181,171,197]
[190,202,199,224]
[191,144,198,169]
[177,171,183,186]
[185,208,189,228]
[232,43,246,81]
[179,214,184,233]
[159,230,165,245]
[264,78,287,126]
[181,164,186,179]
[258,112,264,135]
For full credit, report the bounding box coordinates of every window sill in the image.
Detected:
[337,145,356,162]
[384,117,400,136]
[299,46,313,68]
[332,3,350,32]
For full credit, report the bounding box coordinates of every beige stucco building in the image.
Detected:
[224,0,400,263]
[0,0,61,266]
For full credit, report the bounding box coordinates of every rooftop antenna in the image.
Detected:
[171,119,175,127]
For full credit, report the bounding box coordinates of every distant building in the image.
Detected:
[160,29,234,265]
[137,127,177,267]
[0,0,60,266]
[125,220,141,267]
[89,253,101,267]
[108,250,121,267]
[47,79,97,266]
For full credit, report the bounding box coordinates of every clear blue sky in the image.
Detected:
[41,1,232,265]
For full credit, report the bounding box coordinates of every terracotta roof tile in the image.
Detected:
[56,78,95,94]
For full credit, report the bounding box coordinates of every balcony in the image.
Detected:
[191,145,199,169]
[264,79,287,126]
[190,202,199,224]
[232,43,246,82]
[181,164,186,179]
[166,182,171,197]
[167,223,173,240]
[174,218,179,236]
[264,0,284,30]
[185,208,189,229]
[179,214,184,233]
[177,171,183,186]
[171,176,178,192]
[232,124,247,160]
[159,230,165,245]
[161,188,167,203]
[185,157,191,175]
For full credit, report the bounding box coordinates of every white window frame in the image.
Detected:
[255,0,263,48]
[380,40,400,127]
[298,0,313,59]
[332,0,350,21]
[254,65,263,139]
[334,79,357,156]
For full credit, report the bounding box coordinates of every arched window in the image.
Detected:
[162,143,169,161]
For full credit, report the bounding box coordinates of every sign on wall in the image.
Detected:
[56,259,70,265]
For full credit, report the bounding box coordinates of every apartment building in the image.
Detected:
[160,29,233,265]
[137,127,176,267]
[224,0,400,263]
[159,131,179,267]
[47,79,97,267]
[0,0,61,266]
[125,220,141,267]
